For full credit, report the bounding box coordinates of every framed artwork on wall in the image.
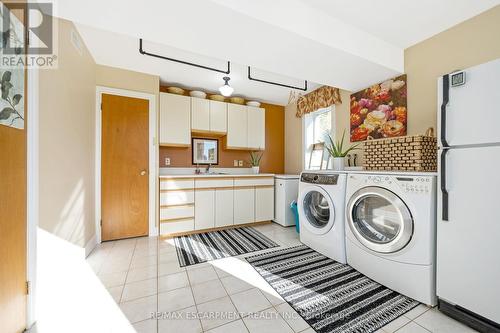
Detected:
[350,74,407,142]
[192,138,218,165]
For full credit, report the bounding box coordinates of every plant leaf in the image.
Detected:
[12,94,22,106]
[2,71,12,83]
[0,107,14,120]
[1,81,12,100]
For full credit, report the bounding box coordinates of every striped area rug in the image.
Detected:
[174,226,279,267]
[246,245,419,333]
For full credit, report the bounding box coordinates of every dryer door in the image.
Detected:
[299,185,335,235]
[347,187,413,253]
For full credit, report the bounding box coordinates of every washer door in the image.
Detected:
[300,186,335,235]
[347,186,413,253]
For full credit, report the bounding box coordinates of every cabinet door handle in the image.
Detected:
[140,170,148,176]
[440,149,449,221]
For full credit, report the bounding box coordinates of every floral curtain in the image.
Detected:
[296,86,341,117]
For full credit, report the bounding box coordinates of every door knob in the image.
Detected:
[140,170,147,176]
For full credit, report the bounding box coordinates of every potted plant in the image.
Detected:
[249,151,263,174]
[325,130,360,171]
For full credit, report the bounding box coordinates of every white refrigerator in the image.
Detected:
[437,58,500,331]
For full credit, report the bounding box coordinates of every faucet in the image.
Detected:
[205,164,211,173]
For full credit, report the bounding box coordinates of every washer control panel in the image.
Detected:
[362,175,432,194]
[301,173,339,185]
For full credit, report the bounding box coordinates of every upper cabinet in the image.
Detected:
[247,106,265,150]
[159,93,191,146]
[227,104,248,149]
[209,101,227,134]
[191,97,210,132]
[191,98,228,135]
[227,105,265,150]
[159,92,265,150]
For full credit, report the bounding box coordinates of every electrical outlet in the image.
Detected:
[165,157,171,166]
[238,160,243,167]
[234,160,238,167]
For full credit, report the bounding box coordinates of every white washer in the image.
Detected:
[345,172,437,305]
[298,171,347,264]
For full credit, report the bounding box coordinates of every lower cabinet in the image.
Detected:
[194,189,215,230]
[234,188,255,224]
[255,187,275,222]
[215,188,234,228]
[159,176,275,236]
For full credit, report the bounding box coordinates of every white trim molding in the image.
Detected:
[95,86,158,244]
[26,67,39,329]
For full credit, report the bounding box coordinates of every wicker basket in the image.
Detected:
[363,128,437,172]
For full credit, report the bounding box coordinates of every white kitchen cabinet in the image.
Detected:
[247,106,265,150]
[210,101,227,134]
[255,187,274,222]
[191,97,210,132]
[233,188,255,224]
[215,188,233,227]
[227,104,248,149]
[159,93,191,146]
[195,189,215,230]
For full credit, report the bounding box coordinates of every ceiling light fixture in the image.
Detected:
[219,76,234,97]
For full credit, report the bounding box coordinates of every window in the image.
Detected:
[304,107,333,170]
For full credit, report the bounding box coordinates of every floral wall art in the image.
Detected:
[350,74,407,142]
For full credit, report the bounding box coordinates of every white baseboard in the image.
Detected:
[84,234,97,258]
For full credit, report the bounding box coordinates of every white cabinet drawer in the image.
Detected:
[160,190,194,206]
[234,177,274,187]
[195,178,233,189]
[160,219,194,235]
[160,178,194,190]
[160,205,194,221]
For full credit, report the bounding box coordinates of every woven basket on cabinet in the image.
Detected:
[363,128,437,172]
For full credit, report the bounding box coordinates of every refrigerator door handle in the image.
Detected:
[441,74,450,148]
[441,148,450,221]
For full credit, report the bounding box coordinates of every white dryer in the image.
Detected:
[345,172,437,305]
[298,171,347,264]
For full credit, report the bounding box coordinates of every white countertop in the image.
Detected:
[159,173,275,179]
[274,174,300,179]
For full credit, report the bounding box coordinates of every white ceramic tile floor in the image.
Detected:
[86,224,478,333]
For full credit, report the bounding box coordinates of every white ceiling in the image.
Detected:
[56,0,500,104]
[303,0,500,48]
[75,24,320,105]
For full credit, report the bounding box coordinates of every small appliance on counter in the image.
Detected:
[273,175,299,227]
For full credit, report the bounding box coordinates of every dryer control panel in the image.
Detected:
[363,175,432,194]
[301,173,339,185]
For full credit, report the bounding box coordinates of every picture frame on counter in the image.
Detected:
[192,138,219,165]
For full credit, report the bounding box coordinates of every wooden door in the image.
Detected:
[0,3,27,332]
[101,94,149,241]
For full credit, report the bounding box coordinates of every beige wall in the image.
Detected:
[39,18,97,248]
[405,5,500,135]
[96,65,159,96]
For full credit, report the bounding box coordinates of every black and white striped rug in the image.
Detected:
[246,245,419,333]
[174,226,279,267]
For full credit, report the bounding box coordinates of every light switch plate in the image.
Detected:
[234,160,238,167]
[165,157,171,166]
[238,160,243,167]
